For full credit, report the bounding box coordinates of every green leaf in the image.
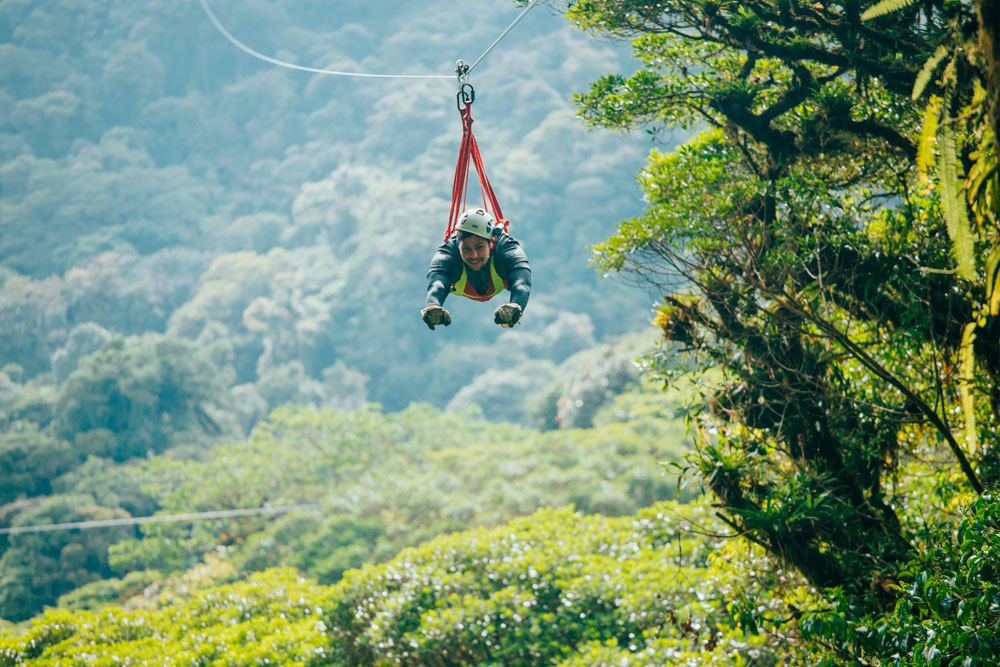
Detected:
[937,114,976,281]
[912,47,949,100]
[861,0,918,21]
[986,247,1000,316]
[958,322,977,451]
[917,96,942,175]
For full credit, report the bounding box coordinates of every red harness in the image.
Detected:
[443,84,509,243]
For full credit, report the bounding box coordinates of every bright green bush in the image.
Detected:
[323,501,758,666]
[1,502,764,666]
[803,493,1000,667]
[0,569,332,667]
[17,493,996,666]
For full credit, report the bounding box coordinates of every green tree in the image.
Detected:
[784,491,1000,665]
[100,41,166,123]
[0,494,131,623]
[567,0,996,606]
[0,427,77,505]
[50,322,111,385]
[0,275,67,378]
[9,90,87,157]
[54,336,237,462]
[102,401,688,593]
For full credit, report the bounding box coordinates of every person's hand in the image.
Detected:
[421,305,452,330]
[494,303,522,328]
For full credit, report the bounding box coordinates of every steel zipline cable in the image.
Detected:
[197,0,538,81]
[0,503,321,535]
[466,0,538,75]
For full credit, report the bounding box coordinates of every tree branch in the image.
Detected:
[790,297,985,495]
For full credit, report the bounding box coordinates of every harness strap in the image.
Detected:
[444,96,508,242]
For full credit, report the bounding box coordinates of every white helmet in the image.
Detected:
[456,207,495,239]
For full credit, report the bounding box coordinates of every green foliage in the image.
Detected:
[446,359,559,425]
[0,503,769,666]
[5,473,994,666]
[449,332,658,430]
[570,0,1000,643]
[0,427,77,505]
[0,0,655,420]
[3,385,58,431]
[54,336,238,462]
[108,402,690,589]
[797,493,1000,666]
[548,341,641,429]
[324,502,738,666]
[55,570,160,614]
[0,568,332,666]
[50,323,111,387]
[0,495,132,623]
[937,115,976,281]
[0,275,68,378]
[861,0,920,21]
[254,361,325,412]
[5,3,994,660]
[235,513,385,584]
[890,0,999,476]
[0,328,680,621]
[912,46,950,101]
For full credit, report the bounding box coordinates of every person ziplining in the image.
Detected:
[421,207,531,330]
[197,1,537,330]
[421,77,531,331]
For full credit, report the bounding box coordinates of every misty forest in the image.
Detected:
[1,0,998,665]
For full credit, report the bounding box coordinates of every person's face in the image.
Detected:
[458,234,491,271]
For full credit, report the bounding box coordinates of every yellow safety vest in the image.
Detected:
[451,258,507,302]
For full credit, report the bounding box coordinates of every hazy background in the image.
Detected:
[1,0,663,416]
[0,0,689,621]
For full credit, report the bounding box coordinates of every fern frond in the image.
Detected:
[938,119,976,281]
[861,0,917,21]
[916,96,941,175]
[986,247,1000,316]
[958,321,977,450]
[912,46,949,100]
[967,128,998,227]
[939,56,958,88]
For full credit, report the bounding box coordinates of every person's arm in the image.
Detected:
[494,236,531,311]
[425,241,460,307]
[505,266,531,311]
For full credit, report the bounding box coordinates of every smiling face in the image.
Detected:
[458,233,491,271]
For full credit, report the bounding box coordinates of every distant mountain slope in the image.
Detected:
[0,0,662,411]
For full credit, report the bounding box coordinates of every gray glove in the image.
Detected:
[493,303,522,328]
[421,305,452,330]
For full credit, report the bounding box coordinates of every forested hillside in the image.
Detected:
[2,368,693,621]
[4,0,1000,664]
[0,0,668,624]
[0,0,656,412]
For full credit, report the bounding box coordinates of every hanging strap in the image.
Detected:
[443,84,508,243]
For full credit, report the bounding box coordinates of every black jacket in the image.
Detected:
[425,233,531,309]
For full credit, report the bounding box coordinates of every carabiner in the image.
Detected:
[456,82,475,110]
